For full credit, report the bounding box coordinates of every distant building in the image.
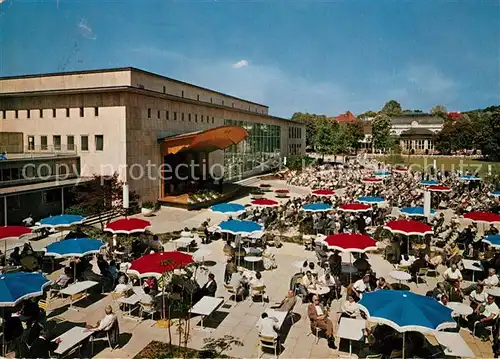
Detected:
[331,111,357,123]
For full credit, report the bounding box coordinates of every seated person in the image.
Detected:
[308,262,318,277]
[200,273,217,297]
[439,294,449,306]
[399,254,413,267]
[140,286,154,305]
[9,247,21,266]
[409,252,433,276]
[256,312,279,339]
[96,254,110,277]
[469,284,487,310]
[463,244,479,260]
[353,253,371,275]
[52,267,72,290]
[319,273,341,303]
[85,305,117,334]
[307,295,337,349]
[27,329,61,359]
[432,282,448,300]
[467,295,500,340]
[250,271,265,288]
[230,271,248,300]
[143,277,158,291]
[351,274,371,301]
[272,290,297,312]
[448,280,465,302]
[299,271,317,300]
[328,251,342,276]
[341,294,359,318]
[20,299,41,325]
[375,277,391,290]
[445,242,462,265]
[114,276,132,294]
[485,224,499,236]
[360,324,402,358]
[443,263,462,284]
[108,260,119,280]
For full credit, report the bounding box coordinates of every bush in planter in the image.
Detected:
[142,201,155,209]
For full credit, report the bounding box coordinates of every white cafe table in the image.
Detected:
[60,281,98,311]
[337,317,366,357]
[488,287,500,297]
[308,285,330,295]
[461,259,483,282]
[389,270,412,283]
[53,326,93,356]
[189,296,224,330]
[435,331,475,358]
[447,302,473,317]
[341,264,358,283]
[244,256,262,271]
[118,294,142,320]
[265,309,288,331]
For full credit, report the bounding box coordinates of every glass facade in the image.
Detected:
[224,119,281,179]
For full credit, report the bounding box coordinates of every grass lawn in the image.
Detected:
[381,155,500,175]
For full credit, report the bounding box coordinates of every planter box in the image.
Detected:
[251,193,264,199]
[276,193,288,198]
[141,208,154,216]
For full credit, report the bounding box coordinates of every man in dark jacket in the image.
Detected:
[27,330,60,358]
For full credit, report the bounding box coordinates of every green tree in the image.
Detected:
[431,104,448,117]
[435,115,476,154]
[474,111,500,161]
[345,120,365,151]
[372,114,394,152]
[291,112,326,147]
[314,117,336,157]
[358,110,378,119]
[380,100,402,117]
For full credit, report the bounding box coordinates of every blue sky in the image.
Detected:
[1,0,498,118]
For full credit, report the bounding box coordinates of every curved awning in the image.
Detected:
[160,125,248,155]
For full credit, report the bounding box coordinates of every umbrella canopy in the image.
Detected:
[37,214,84,228]
[302,203,333,212]
[400,207,437,217]
[385,220,433,236]
[311,189,335,196]
[491,190,500,197]
[44,238,106,258]
[128,251,194,278]
[0,272,51,307]
[358,290,456,333]
[357,196,385,204]
[483,235,500,248]
[324,233,377,253]
[362,177,383,184]
[420,180,439,186]
[459,175,481,181]
[104,218,151,234]
[338,203,372,212]
[464,211,500,224]
[374,171,390,178]
[217,219,263,235]
[428,185,452,193]
[250,198,280,207]
[209,203,245,216]
[0,226,32,240]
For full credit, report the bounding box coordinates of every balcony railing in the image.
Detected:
[0,145,79,160]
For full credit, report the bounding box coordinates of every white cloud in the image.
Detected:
[77,19,96,40]
[232,60,249,69]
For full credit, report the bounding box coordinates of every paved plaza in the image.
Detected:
[21,177,494,358]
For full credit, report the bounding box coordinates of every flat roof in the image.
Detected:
[0,85,303,125]
[0,67,269,109]
[0,177,91,196]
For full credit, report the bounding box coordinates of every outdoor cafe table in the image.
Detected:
[447,301,473,317]
[461,259,483,282]
[265,309,288,330]
[389,270,411,284]
[118,294,143,320]
[487,287,500,297]
[337,317,366,357]
[59,281,98,310]
[435,331,475,358]
[244,256,263,271]
[307,285,330,295]
[52,326,93,357]
[189,296,224,330]
[341,264,358,283]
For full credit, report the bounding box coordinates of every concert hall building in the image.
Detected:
[0,67,305,205]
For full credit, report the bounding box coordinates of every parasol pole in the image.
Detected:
[402,332,406,359]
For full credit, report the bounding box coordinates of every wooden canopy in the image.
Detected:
[160,125,248,155]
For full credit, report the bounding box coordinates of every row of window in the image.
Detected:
[288,127,302,139]
[147,108,216,124]
[1,107,99,120]
[289,143,303,155]
[26,135,104,151]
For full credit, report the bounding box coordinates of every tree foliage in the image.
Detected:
[345,120,365,150]
[431,104,448,117]
[67,173,139,229]
[474,111,500,161]
[314,117,337,156]
[291,112,326,147]
[372,114,394,151]
[380,100,402,117]
[358,110,378,119]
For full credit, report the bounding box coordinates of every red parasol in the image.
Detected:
[251,198,280,207]
[384,220,433,236]
[324,233,377,253]
[127,251,194,278]
[338,203,372,212]
[0,226,32,240]
[464,212,500,224]
[312,189,335,196]
[362,177,383,184]
[428,185,452,193]
[104,218,151,234]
